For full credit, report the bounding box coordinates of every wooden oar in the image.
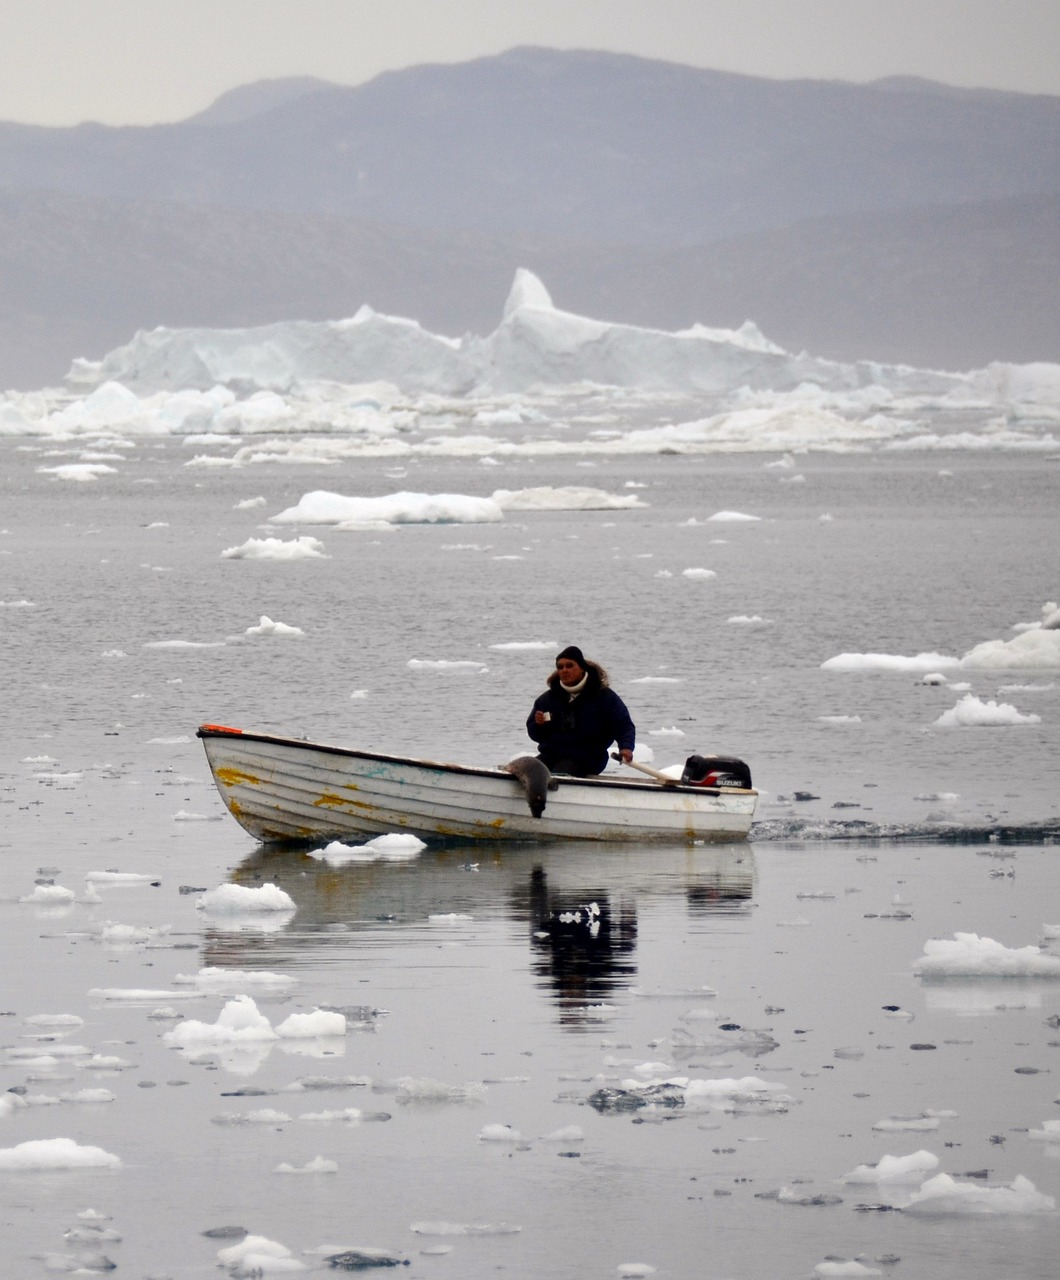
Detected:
[611,752,680,785]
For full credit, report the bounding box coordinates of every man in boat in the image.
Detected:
[526,645,636,776]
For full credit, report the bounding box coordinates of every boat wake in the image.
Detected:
[749,817,1060,845]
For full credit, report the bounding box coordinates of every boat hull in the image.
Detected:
[197,725,757,845]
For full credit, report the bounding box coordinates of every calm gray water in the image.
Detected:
[2,438,1059,1278]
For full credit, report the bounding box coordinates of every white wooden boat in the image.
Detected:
[197,724,758,845]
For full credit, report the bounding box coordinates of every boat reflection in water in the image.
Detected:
[201,840,756,1025]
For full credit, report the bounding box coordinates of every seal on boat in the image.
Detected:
[502,755,559,818]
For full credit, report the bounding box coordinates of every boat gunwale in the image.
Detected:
[196,724,757,800]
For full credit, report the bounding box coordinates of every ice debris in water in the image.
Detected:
[814,1264,882,1278]
[410,1222,521,1236]
[221,535,326,561]
[19,883,75,904]
[173,967,297,991]
[903,1172,1055,1215]
[273,1156,339,1174]
[197,883,297,913]
[913,932,1060,977]
[308,832,426,865]
[1027,1119,1060,1143]
[164,996,345,1049]
[243,615,305,638]
[216,1233,305,1275]
[933,693,1041,727]
[0,1138,121,1170]
[841,1150,940,1184]
[394,1077,487,1104]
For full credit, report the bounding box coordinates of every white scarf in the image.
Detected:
[561,671,589,699]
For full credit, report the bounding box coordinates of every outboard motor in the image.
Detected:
[680,754,753,790]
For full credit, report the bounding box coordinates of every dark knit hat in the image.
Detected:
[556,645,587,669]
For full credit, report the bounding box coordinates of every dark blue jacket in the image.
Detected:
[527,666,636,776]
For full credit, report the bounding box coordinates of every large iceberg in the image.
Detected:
[69,269,963,399]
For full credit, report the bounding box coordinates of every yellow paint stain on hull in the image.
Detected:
[215,766,262,788]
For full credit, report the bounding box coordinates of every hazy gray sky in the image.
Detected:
[2,0,1058,126]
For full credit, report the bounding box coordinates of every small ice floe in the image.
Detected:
[275,1010,346,1038]
[307,833,426,865]
[841,1149,940,1185]
[917,671,949,685]
[872,1115,940,1132]
[0,1094,26,1118]
[198,883,297,914]
[243,615,305,638]
[708,510,760,522]
[410,1221,521,1237]
[647,726,685,737]
[84,871,159,885]
[212,1109,292,1126]
[1027,1120,1060,1143]
[38,463,118,482]
[407,658,488,673]
[99,921,170,946]
[541,1125,584,1143]
[173,967,296,993]
[881,1005,915,1019]
[427,913,474,924]
[216,1233,306,1274]
[221,535,326,560]
[88,987,201,1002]
[492,485,644,511]
[173,809,223,821]
[818,715,862,724]
[681,567,716,580]
[235,496,267,509]
[0,1137,121,1170]
[394,1077,487,1104]
[933,693,1041,727]
[776,1187,843,1206]
[274,489,504,527]
[163,995,279,1049]
[728,615,772,625]
[478,1123,527,1144]
[488,640,559,650]
[297,1108,364,1123]
[273,1156,338,1174]
[903,1172,1055,1215]
[58,1089,116,1104]
[821,651,960,674]
[617,1265,657,1278]
[25,1013,84,1028]
[913,932,1060,978]
[19,883,75,904]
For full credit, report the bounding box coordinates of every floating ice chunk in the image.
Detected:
[681,567,716,579]
[144,638,227,649]
[410,1221,521,1236]
[244,615,305,638]
[25,1013,84,1027]
[1028,1120,1060,1143]
[59,1089,116,1104]
[221,535,326,561]
[728,615,771,625]
[617,1266,657,1278]
[479,1123,526,1143]
[0,1094,27,1118]
[164,995,279,1047]
[918,672,949,685]
[395,1077,487,1104]
[407,658,488,673]
[100,921,168,945]
[933,693,1041,727]
[273,1156,338,1174]
[491,485,644,511]
[541,1126,584,1142]
[298,1108,362,1122]
[198,884,297,914]
[913,932,1060,978]
[647,726,684,736]
[903,1172,1055,1215]
[174,967,295,991]
[216,1233,305,1274]
[818,715,861,724]
[841,1149,939,1184]
[235,496,267,509]
[19,884,75,904]
[821,651,960,673]
[707,510,760,522]
[872,1115,940,1132]
[38,463,118,482]
[88,987,200,1001]
[961,627,1060,670]
[273,489,503,526]
[308,833,427,865]
[428,913,474,923]
[275,1010,346,1039]
[84,871,158,884]
[488,640,559,650]
[0,1137,121,1169]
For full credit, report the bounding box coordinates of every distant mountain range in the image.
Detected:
[2,47,1058,389]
